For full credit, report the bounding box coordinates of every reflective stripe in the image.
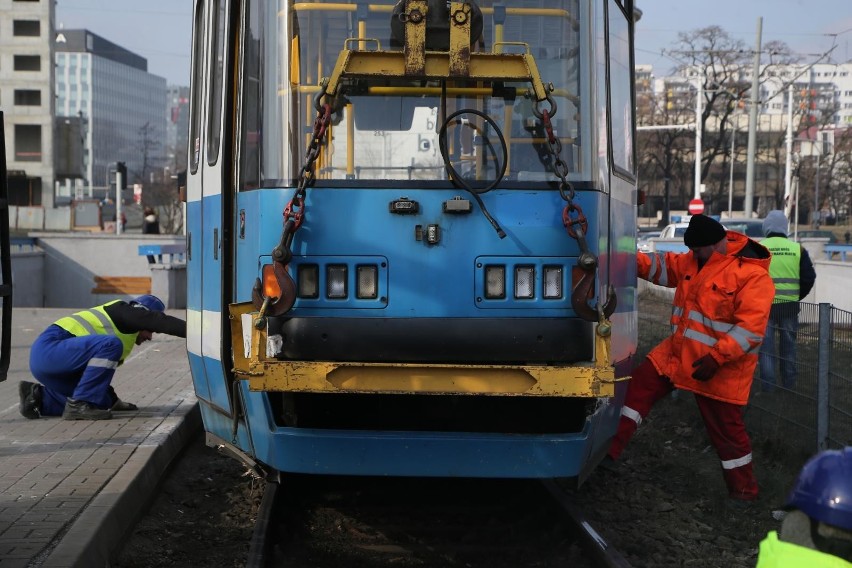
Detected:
[657,255,669,286]
[728,326,762,352]
[721,452,752,470]
[620,405,642,426]
[688,310,762,352]
[684,328,718,347]
[648,253,658,277]
[772,277,799,300]
[70,309,119,336]
[88,357,119,369]
[69,314,98,336]
[688,310,730,333]
[672,306,684,317]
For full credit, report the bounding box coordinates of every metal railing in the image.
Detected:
[638,288,852,460]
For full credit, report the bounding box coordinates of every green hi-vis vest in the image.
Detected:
[53,300,138,363]
[762,236,801,304]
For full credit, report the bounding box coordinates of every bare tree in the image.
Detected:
[644,27,799,214]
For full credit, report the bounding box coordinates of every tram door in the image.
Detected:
[187,0,234,414]
[0,112,12,382]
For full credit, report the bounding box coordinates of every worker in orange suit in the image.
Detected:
[606,214,774,505]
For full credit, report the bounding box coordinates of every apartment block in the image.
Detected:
[0,0,55,207]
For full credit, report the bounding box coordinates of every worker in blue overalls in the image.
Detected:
[19,294,186,420]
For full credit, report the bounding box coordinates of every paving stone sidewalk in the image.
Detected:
[0,309,198,568]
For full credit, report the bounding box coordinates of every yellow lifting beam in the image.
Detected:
[322,1,551,105]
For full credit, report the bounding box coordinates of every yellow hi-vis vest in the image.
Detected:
[762,236,801,304]
[53,300,138,363]
[757,531,852,567]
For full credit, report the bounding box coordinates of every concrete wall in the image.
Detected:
[25,232,185,309]
[10,249,45,307]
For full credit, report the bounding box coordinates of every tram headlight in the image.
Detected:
[485,265,505,299]
[514,266,535,299]
[356,265,378,299]
[543,266,563,299]
[327,265,348,299]
[261,264,282,299]
[297,264,319,299]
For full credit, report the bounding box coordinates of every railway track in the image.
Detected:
[247,475,632,568]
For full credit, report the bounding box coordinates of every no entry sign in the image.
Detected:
[688,199,705,215]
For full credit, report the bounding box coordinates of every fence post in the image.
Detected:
[816,303,831,451]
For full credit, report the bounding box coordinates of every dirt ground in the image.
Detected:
[113,390,800,568]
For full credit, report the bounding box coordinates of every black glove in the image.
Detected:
[691,354,720,381]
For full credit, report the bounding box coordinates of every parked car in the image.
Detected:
[722,218,765,239]
[658,222,690,239]
[658,218,765,243]
[637,230,660,253]
[795,229,838,243]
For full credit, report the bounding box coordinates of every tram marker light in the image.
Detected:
[297,264,319,299]
[327,265,348,299]
[514,266,535,299]
[485,265,506,299]
[261,264,281,300]
[543,266,563,299]
[356,265,378,299]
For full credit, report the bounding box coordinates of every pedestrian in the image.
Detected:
[142,206,161,263]
[605,214,774,504]
[756,447,852,567]
[18,294,186,420]
[758,210,816,392]
[845,231,850,245]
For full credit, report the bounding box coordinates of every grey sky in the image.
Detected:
[56,1,852,86]
[56,0,192,85]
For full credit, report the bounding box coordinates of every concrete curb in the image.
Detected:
[41,401,202,568]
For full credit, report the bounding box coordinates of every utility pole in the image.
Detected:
[694,78,703,199]
[744,17,763,218]
[783,83,795,220]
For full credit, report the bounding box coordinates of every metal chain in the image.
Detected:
[271,97,333,265]
[539,108,616,323]
[540,109,591,255]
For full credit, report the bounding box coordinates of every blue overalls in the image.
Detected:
[29,302,137,416]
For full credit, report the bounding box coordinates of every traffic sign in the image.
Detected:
[688,199,705,215]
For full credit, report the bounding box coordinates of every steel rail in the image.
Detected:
[541,478,634,568]
[246,479,281,568]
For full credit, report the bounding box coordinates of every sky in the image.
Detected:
[636,0,852,72]
[55,0,193,85]
[55,0,852,86]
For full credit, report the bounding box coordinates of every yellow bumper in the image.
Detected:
[230,303,616,397]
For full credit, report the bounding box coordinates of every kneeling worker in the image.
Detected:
[19,294,186,420]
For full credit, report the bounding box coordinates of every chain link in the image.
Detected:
[271,97,332,265]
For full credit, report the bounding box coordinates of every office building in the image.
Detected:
[0,0,56,207]
[55,29,167,201]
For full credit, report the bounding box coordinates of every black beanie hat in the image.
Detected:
[683,214,727,247]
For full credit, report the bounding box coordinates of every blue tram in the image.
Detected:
[186,0,639,480]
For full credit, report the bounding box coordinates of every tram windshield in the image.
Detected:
[238,0,590,191]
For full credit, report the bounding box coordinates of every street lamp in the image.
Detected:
[795,135,833,229]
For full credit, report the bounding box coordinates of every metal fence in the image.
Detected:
[638,288,852,460]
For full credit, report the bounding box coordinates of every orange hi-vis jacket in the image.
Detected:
[638,231,774,405]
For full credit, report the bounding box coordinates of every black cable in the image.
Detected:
[438,108,508,238]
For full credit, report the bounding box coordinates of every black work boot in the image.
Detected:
[19,381,43,419]
[111,399,138,411]
[62,398,112,420]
